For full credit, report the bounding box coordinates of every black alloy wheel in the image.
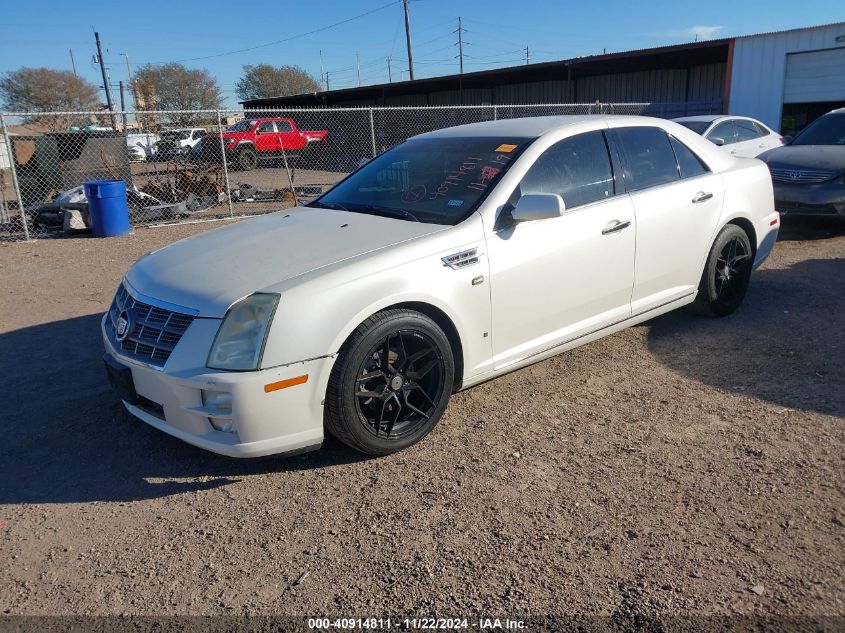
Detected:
[354,330,445,440]
[690,224,753,317]
[325,309,454,455]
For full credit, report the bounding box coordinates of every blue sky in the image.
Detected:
[1,0,842,108]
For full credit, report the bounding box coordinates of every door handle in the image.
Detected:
[601,219,631,235]
[692,192,713,204]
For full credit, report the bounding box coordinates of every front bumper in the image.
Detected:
[772,180,845,217]
[102,313,330,457]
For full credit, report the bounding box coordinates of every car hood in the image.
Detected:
[125,207,446,317]
[759,145,845,172]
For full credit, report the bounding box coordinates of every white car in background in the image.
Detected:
[126,132,160,162]
[154,127,207,159]
[103,115,778,458]
[673,115,783,158]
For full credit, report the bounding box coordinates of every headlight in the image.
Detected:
[207,293,279,371]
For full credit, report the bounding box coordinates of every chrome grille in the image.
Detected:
[106,283,195,368]
[769,168,837,183]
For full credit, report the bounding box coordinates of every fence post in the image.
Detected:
[493,105,497,121]
[216,110,234,218]
[368,108,377,158]
[0,113,30,240]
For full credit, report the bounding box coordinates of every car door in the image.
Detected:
[275,119,300,152]
[731,119,768,157]
[254,120,277,152]
[611,126,724,314]
[486,130,636,369]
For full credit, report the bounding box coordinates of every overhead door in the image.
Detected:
[783,47,845,103]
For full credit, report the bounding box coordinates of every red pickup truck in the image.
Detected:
[205,117,328,171]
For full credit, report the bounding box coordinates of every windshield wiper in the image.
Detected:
[350,204,420,222]
[308,201,350,212]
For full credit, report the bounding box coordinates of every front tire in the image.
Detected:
[325,309,454,455]
[236,146,257,171]
[690,224,753,317]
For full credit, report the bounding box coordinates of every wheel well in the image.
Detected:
[385,301,465,391]
[727,217,757,257]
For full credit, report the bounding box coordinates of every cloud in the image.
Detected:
[652,25,724,41]
[689,25,724,40]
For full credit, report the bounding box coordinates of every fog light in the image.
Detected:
[202,390,232,411]
[202,390,235,433]
[209,418,234,433]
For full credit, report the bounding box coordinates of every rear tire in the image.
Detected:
[325,309,454,455]
[236,146,257,171]
[690,224,753,317]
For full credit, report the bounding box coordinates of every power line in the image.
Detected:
[141,0,401,64]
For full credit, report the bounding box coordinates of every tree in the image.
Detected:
[0,67,101,131]
[236,64,321,102]
[133,63,222,125]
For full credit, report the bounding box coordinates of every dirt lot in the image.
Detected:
[0,214,843,627]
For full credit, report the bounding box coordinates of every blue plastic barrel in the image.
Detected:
[83,180,131,237]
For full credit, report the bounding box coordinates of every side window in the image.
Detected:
[669,136,710,179]
[518,131,614,209]
[734,119,762,142]
[752,121,770,137]
[192,130,205,140]
[258,121,275,133]
[275,120,293,133]
[708,121,736,145]
[614,126,680,191]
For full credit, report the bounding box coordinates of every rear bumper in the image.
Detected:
[102,314,330,457]
[772,181,845,217]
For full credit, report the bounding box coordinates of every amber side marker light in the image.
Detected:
[264,374,309,393]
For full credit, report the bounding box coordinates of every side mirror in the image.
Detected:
[710,136,726,146]
[511,193,566,222]
[254,128,262,135]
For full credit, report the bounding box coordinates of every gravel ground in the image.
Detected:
[0,214,843,627]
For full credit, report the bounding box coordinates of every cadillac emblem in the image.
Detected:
[116,311,132,341]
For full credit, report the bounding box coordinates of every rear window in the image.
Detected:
[675,121,710,135]
[669,136,709,179]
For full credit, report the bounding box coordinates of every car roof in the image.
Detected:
[416,114,689,139]
[673,115,722,123]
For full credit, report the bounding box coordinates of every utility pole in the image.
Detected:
[69,49,77,76]
[94,31,117,129]
[455,16,466,74]
[403,0,414,80]
[387,56,392,83]
[119,81,128,131]
[319,49,326,90]
[325,71,331,91]
[525,45,530,65]
[120,52,138,130]
[356,51,361,87]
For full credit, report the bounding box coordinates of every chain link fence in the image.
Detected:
[0,101,720,241]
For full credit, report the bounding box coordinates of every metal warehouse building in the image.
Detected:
[244,22,845,135]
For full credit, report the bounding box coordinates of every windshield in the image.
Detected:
[675,120,711,135]
[161,130,190,141]
[311,136,534,225]
[790,113,845,146]
[227,119,256,132]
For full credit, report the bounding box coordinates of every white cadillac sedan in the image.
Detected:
[103,115,779,457]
